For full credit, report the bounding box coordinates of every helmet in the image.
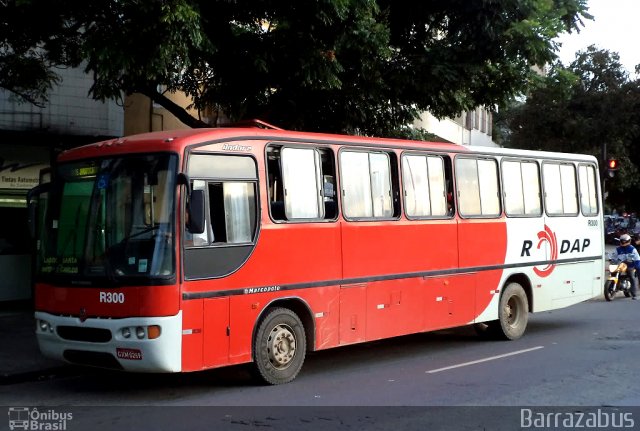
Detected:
[620,234,632,244]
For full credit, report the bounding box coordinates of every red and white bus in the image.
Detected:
[29,123,604,384]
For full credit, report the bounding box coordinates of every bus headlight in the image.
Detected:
[38,320,52,333]
[119,325,161,340]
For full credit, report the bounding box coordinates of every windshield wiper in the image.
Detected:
[116,225,160,243]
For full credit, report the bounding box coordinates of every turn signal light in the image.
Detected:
[147,325,161,340]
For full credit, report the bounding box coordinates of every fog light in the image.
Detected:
[122,327,131,339]
[147,325,161,340]
[136,326,145,339]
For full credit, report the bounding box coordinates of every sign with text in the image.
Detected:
[0,147,49,190]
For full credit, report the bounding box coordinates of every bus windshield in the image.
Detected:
[36,153,178,284]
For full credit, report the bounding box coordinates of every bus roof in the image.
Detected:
[57,127,597,164]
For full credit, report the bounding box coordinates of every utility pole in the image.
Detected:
[601,142,607,208]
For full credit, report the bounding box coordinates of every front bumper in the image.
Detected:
[35,311,182,372]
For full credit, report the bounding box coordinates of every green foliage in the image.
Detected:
[1,0,590,136]
[0,0,84,105]
[497,45,640,212]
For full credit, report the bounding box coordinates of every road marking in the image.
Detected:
[426,346,545,374]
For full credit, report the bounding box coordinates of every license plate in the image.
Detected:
[116,348,143,360]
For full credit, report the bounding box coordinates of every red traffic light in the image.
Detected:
[607,159,619,170]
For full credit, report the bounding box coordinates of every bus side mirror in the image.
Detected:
[26,183,51,239]
[187,189,205,234]
[27,200,38,239]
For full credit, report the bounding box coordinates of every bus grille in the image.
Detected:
[63,350,123,370]
[57,326,112,343]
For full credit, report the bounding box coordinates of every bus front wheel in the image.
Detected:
[496,282,529,340]
[253,307,306,385]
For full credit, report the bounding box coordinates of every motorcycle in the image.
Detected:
[604,253,634,301]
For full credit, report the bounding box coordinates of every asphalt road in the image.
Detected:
[1,288,639,430]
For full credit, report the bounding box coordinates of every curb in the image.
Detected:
[0,366,76,386]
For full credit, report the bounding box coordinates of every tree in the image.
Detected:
[0,0,84,106]
[1,0,590,136]
[496,45,640,211]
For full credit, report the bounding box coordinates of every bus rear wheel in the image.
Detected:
[253,307,306,385]
[496,282,529,340]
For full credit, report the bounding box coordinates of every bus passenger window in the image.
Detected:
[455,157,500,217]
[543,162,578,216]
[402,154,449,218]
[502,160,541,217]
[340,150,396,220]
[209,182,256,244]
[267,145,337,222]
[185,154,258,247]
[185,181,256,246]
[578,164,598,216]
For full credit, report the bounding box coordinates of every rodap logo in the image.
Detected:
[521,224,592,278]
[532,224,559,278]
[7,408,73,431]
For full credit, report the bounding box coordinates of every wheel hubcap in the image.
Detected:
[505,297,520,327]
[267,324,296,369]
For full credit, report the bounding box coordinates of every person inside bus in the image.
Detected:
[614,234,639,300]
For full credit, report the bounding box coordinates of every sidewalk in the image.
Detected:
[0,302,66,384]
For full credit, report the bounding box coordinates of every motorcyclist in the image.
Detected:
[613,233,639,300]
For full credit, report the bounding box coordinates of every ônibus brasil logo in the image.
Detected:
[7,407,73,430]
[520,225,591,278]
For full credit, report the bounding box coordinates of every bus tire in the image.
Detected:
[253,307,306,385]
[496,282,529,340]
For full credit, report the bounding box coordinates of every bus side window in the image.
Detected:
[578,164,599,216]
[502,159,542,217]
[185,180,211,246]
[267,145,337,222]
[340,149,400,220]
[401,153,452,218]
[185,180,257,246]
[321,148,338,219]
[542,162,578,216]
[455,157,501,218]
[185,154,259,247]
[209,182,257,244]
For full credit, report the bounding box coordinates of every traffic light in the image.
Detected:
[607,158,619,178]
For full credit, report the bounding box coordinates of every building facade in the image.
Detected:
[414,107,497,147]
[0,66,123,301]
